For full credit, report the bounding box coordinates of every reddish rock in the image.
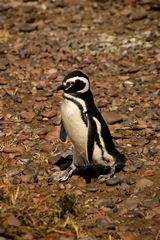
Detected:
[41,110,57,118]
[45,127,59,141]
[20,111,35,122]
[143,169,160,177]
[102,112,123,124]
[35,96,47,101]
[134,178,154,193]
[41,143,55,152]
[7,214,21,227]
[21,174,36,183]
[119,197,139,215]
[3,145,25,154]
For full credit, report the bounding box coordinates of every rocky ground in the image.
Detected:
[0,0,160,239]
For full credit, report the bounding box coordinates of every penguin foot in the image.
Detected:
[49,170,71,182]
[98,165,115,180]
[48,164,76,182]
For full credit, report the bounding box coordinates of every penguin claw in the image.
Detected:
[48,164,76,182]
[48,170,70,182]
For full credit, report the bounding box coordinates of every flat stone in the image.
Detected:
[3,146,24,154]
[45,127,59,141]
[130,10,147,21]
[20,110,35,122]
[84,187,98,192]
[97,199,115,208]
[41,110,57,118]
[95,218,117,229]
[126,177,136,185]
[134,178,154,193]
[7,214,21,226]
[123,165,137,173]
[106,177,121,186]
[143,198,160,208]
[119,197,139,215]
[20,23,37,32]
[21,174,36,183]
[102,112,123,124]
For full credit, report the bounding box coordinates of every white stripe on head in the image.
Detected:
[65,76,89,93]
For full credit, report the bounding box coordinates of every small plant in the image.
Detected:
[56,193,77,218]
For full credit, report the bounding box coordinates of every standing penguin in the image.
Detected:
[51,70,126,181]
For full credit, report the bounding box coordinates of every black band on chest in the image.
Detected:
[63,95,88,126]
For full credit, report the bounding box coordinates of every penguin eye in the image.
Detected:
[66,81,74,88]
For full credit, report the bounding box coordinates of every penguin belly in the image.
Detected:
[61,99,88,159]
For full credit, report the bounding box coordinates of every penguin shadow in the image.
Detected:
[55,155,125,183]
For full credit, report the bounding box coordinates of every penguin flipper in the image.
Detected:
[87,115,97,163]
[60,120,67,142]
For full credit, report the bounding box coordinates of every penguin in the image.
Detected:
[50,70,126,182]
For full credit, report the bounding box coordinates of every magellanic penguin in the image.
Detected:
[51,70,126,182]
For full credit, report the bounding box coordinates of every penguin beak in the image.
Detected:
[52,83,65,93]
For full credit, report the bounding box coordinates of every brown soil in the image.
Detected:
[0,0,160,240]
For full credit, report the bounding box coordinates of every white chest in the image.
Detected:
[61,96,88,155]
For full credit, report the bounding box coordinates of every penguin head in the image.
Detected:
[56,70,90,94]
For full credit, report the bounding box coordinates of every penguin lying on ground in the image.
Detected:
[50,70,126,182]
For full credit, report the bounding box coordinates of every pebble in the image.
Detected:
[143,198,160,208]
[43,92,53,97]
[7,214,21,226]
[123,80,134,88]
[95,218,117,230]
[134,178,154,193]
[12,175,21,184]
[45,127,59,141]
[20,23,37,32]
[3,146,24,154]
[84,187,98,193]
[21,174,36,183]
[41,110,57,118]
[58,183,66,190]
[65,183,73,189]
[106,177,121,186]
[119,197,139,215]
[23,167,36,175]
[102,112,123,124]
[97,199,115,209]
[123,165,137,173]
[73,189,83,196]
[20,110,35,122]
[143,169,160,177]
[130,10,147,21]
[125,177,136,185]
